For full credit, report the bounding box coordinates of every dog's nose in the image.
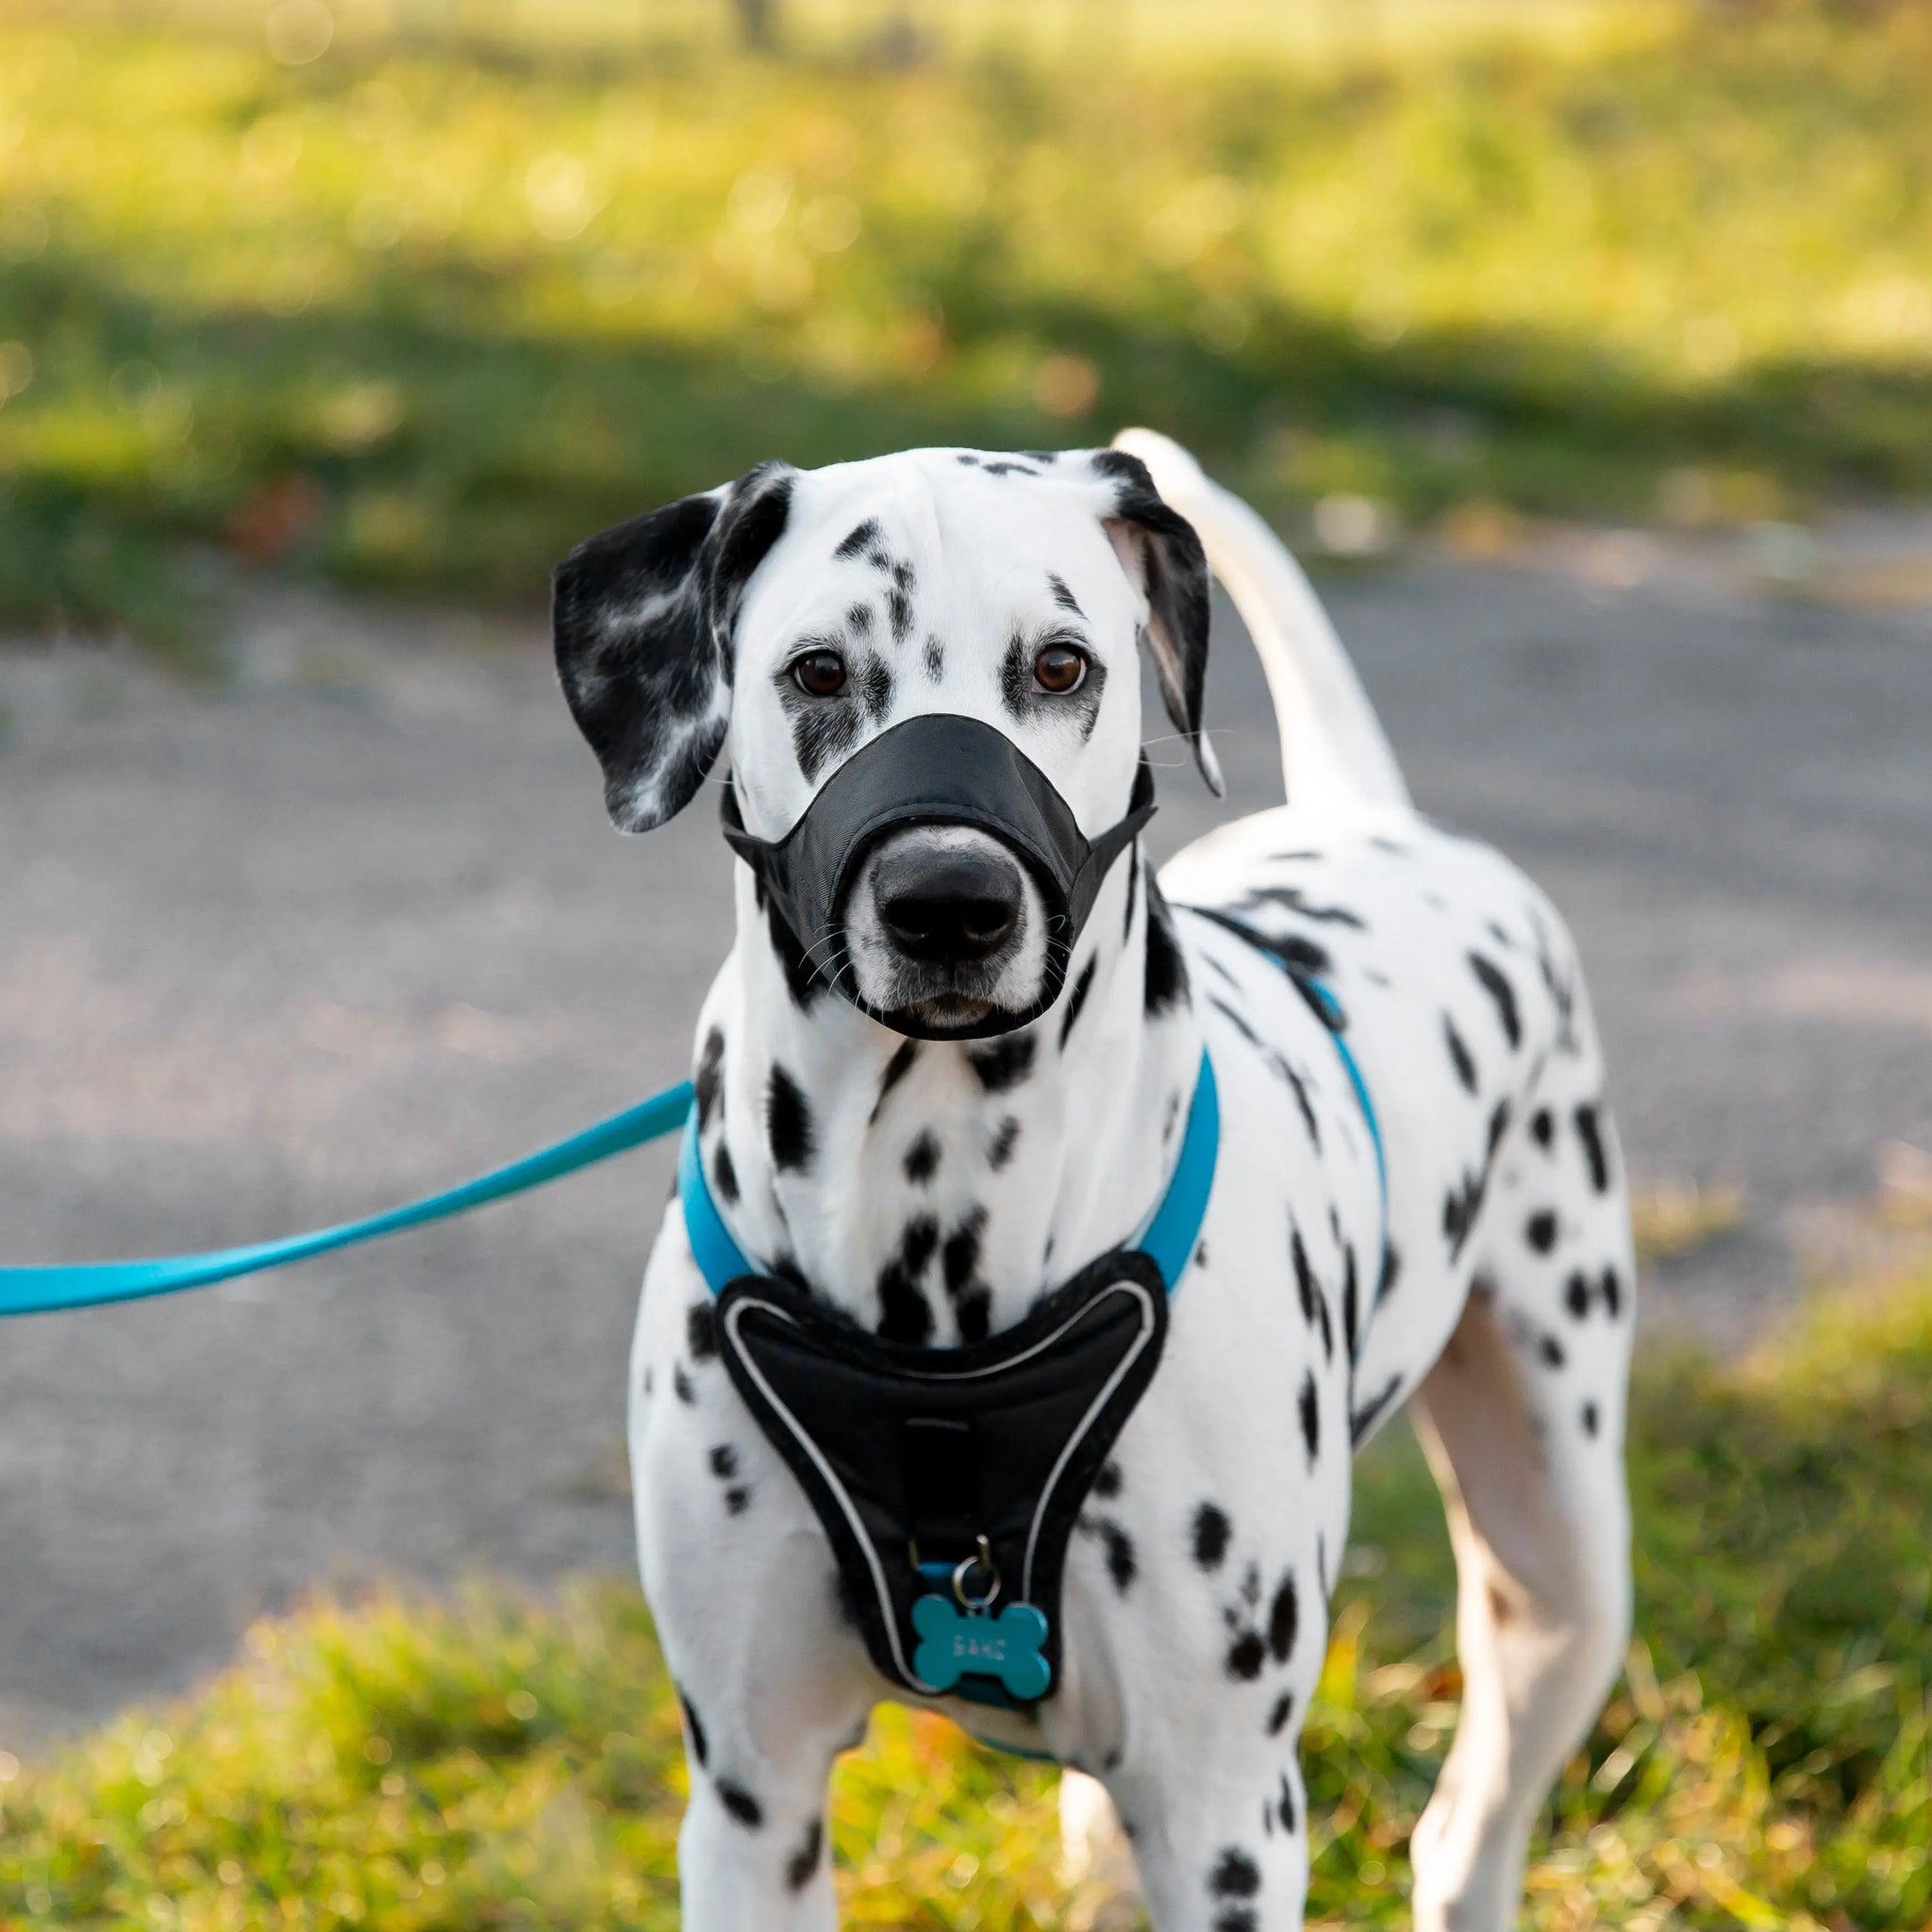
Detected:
[874,845,1023,966]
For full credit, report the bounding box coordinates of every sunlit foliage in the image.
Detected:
[2,6,1932,649]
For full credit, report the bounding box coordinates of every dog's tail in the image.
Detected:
[1113,428,1410,814]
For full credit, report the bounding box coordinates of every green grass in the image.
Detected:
[2,1271,1929,1929]
[4,5,1932,650]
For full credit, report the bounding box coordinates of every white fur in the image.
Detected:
[620,442,1633,1929]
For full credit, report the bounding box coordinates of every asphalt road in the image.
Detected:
[3,538,1929,1742]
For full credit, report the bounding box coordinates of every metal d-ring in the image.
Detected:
[951,1535,1002,1611]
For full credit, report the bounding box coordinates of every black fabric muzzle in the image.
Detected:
[721,712,1156,1039]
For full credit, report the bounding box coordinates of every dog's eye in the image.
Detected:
[791,650,848,697]
[1033,642,1089,694]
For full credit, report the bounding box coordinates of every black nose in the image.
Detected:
[874,844,1023,966]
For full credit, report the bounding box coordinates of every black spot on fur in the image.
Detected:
[1291,1227,1318,1326]
[846,601,874,637]
[1265,1690,1295,1738]
[767,1064,815,1174]
[717,1780,763,1829]
[1100,1521,1137,1594]
[1216,1908,1259,1932]
[1526,1209,1558,1255]
[1092,1460,1123,1500]
[1210,1847,1261,1898]
[1229,881,1366,929]
[871,1040,919,1123]
[1123,851,1141,941]
[1298,1371,1320,1469]
[1469,952,1522,1049]
[1225,1631,1266,1681]
[1189,906,1331,982]
[886,564,914,645]
[1539,1332,1566,1369]
[1350,1374,1403,1445]
[1444,1014,1478,1094]
[786,1817,824,1892]
[688,1300,718,1362]
[1143,884,1190,1016]
[1531,1107,1555,1148]
[724,1485,751,1515]
[1208,994,1260,1049]
[835,519,881,560]
[1601,1264,1624,1319]
[1341,1244,1360,1365]
[1192,1503,1232,1571]
[924,634,944,681]
[1582,1400,1601,1438]
[1047,573,1084,617]
[708,1443,738,1479]
[876,1217,940,1343]
[970,1034,1036,1093]
[677,1689,708,1767]
[1291,1227,1333,1360]
[941,1207,987,1308]
[857,652,894,721]
[1267,1574,1299,1663]
[694,1027,726,1130]
[988,1115,1021,1169]
[1574,1102,1610,1191]
[673,1362,695,1405]
[1376,1241,1402,1307]
[763,889,827,1008]
[712,1143,739,1206]
[903,1131,941,1185]
[1274,1773,1297,1835]
[1059,957,1097,1049]
[1565,1271,1591,1319]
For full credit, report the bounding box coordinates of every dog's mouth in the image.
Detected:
[884,988,1000,1037]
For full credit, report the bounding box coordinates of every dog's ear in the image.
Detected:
[553,461,796,831]
[1089,449,1224,796]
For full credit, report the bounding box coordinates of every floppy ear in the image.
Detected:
[553,461,795,831]
[1090,449,1224,796]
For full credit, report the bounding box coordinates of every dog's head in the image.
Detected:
[553,446,1219,1038]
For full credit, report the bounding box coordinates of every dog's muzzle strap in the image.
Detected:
[719,713,1155,1034]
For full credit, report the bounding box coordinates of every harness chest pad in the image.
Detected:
[714,1252,1169,1707]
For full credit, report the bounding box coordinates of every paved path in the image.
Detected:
[3,541,1929,1740]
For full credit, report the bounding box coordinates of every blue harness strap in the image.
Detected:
[680,1049,1220,1300]
[0,1084,696,1318]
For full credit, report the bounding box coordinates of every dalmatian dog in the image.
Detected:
[551,429,1633,1929]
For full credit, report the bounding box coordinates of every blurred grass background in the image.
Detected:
[2,1269,1927,1929]
[3,0,1932,658]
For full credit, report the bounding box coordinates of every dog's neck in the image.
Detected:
[691,847,1199,1342]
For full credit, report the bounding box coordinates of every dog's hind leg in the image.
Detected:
[1407,1092,1634,1930]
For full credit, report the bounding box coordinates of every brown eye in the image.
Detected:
[791,649,847,697]
[1033,641,1089,694]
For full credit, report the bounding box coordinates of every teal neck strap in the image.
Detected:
[679,1048,1220,1301]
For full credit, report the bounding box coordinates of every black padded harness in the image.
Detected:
[714,1252,1168,1709]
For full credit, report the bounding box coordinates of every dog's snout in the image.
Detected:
[874,844,1023,966]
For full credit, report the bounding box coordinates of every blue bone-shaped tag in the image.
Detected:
[911,1594,1052,1701]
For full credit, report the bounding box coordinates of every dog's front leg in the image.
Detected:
[629,1209,875,1930]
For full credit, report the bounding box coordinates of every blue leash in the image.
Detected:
[0,1083,695,1318]
[1,980,1380,1322]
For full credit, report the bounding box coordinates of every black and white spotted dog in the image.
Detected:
[552,430,1633,1930]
